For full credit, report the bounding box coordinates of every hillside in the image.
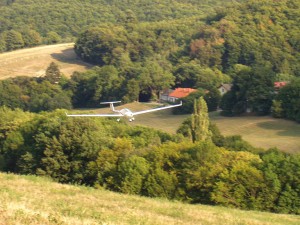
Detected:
[0,43,92,79]
[1,172,299,225]
[0,0,242,39]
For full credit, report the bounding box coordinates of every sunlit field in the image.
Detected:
[0,43,92,80]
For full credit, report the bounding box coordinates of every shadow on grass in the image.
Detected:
[257,120,300,137]
[50,48,93,69]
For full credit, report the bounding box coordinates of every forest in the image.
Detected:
[0,0,299,216]
[0,0,242,50]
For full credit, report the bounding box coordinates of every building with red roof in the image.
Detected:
[160,88,197,103]
[274,82,287,89]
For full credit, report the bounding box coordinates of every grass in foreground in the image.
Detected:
[0,172,299,225]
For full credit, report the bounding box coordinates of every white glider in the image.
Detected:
[66,101,182,122]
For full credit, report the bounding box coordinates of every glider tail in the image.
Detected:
[100,101,121,113]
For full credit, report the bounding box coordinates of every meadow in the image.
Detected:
[1,172,299,225]
[0,43,92,80]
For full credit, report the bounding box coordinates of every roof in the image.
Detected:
[274,82,287,88]
[218,83,233,91]
[169,88,197,98]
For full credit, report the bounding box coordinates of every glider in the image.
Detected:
[66,101,182,122]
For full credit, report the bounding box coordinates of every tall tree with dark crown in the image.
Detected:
[191,96,211,142]
[45,62,61,84]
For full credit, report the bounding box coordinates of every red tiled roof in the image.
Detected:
[169,88,197,98]
[274,82,287,88]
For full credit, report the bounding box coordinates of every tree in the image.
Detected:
[117,155,150,194]
[271,100,283,118]
[45,31,61,44]
[224,64,275,115]
[191,97,211,142]
[122,79,140,102]
[204,87,221,111]
[74,26,128,65]
[0,79,24,109]
[211,151,264,210]
[0,33,6,52]
[276,78,300,122]
[138,59,174,100]
[4,30,24,51]
[21,29,41,47]
[44,62,61,84]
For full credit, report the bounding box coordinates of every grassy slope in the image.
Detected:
[0,43,92,80]
[0,172,299,225]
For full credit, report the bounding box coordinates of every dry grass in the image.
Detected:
[0,43,92,79]
[0,172,299,225]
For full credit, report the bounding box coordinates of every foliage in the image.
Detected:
[0,0,239,52]
[275,78,300,122]
[45,62,62,84]
[220,64,276,115]
[191,97,211,142]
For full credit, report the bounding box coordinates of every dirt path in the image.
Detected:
[0,43,93,79]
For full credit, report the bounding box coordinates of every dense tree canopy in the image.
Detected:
[0,0,242,52]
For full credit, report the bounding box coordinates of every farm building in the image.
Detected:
[218,83,233,95]
[160,88,197,103]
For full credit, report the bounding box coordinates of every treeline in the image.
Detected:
[0,0,239,52]
[0,104,299,214]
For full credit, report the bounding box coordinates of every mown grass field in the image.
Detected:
[0,43,92,80]
[83,102,300,153]
[0,172,299,225]
[210,112,300,154]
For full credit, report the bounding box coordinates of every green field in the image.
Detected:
[210,112,300,154]
[0,172,299,225]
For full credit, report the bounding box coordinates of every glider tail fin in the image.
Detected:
[100,101,121,113]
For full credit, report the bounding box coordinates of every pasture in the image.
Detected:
[1,172,299,225]
[0,43,92,80]
[81,102,300,153]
